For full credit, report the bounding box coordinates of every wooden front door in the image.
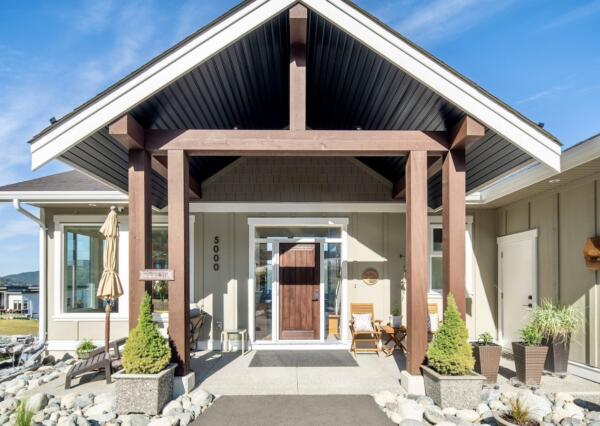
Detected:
[279,243,320,340]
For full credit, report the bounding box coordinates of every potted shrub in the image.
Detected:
[422,294,485,409]
[493,396,538,426]
[75,339,96,360]
[114,293,175,415]
[530,300,582,374]
[512,322,548,386]
[389,306,402,328]
[472,332,502,384]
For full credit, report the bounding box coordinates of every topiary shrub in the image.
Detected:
[427,294,474,375]
[122,293,171,374]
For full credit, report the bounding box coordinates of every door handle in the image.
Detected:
[523,304,533,308]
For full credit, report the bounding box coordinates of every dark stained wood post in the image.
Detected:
[289,4,307,131]
[442,116,484,319]
[167,149,191,376]
[405,150,429,375]
[128,149,152,329]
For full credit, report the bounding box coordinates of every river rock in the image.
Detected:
[442,407,457,417]
[84,400,115,417]
[521,393,552,422]
[177,411,193,426]
[455,409,479,423]
[148,415,180,426]
[61,393,79,410]
[87,412,117,424]
[162,399,183,416]
[374,390,398,407]
[189,388,214,409]
[555,393,574,405]
[476,403,489,415]
[119,414,150,426]
[27,392,50,412]
[396,399,424,422]
[400,420,424,426]
[424,406,446,424]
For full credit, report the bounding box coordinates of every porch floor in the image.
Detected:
[192,350,406,396]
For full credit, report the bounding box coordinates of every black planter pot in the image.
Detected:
[543,334,571,374]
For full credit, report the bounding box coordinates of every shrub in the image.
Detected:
[530,299,582,344]
[75,339,95,357]
[503,397,533,426]
[520,323,542,346]
[16,400,34,426]
[477,332,494,345]
[427,294,474,375]
[122,293,171,374]
[391,306,401,316]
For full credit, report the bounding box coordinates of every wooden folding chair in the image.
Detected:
[349,303,382,355]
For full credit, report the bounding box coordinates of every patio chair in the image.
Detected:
[349,303,382,355]
[64,337,126,389]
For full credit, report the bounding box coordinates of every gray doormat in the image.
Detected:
[248,350,358,367]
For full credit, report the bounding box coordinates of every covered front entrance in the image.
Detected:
[250,218,348,346]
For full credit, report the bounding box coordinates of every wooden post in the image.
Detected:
[405,150,428,375]
[128,149,152,329]
[167,150,191,376]
[442,149,466,319]
[289,4,307,131]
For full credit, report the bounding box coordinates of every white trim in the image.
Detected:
[248,217,349,226]
[304,0,560,171]
[497,228,538,245]
[0,191,127,203]
[568,360,600,384]
[30,0,559,173]
[192,203,404,213]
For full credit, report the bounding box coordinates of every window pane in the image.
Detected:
[64,226,114,313]
[255,243,273,340]
[255,227,341,239]
[151,228,169,312]
[324,243,342,341]
[433,228,443,252]
[431,257,443,292]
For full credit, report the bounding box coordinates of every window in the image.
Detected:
[64,226,116,313]
[151,227,169,312]
[429,225,443,294]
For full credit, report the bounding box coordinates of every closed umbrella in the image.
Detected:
[97,206,124,352]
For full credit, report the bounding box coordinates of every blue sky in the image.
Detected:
[0,0,599,275]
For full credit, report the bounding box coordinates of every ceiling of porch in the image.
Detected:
[59,8,541,209]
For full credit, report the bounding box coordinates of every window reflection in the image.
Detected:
[255,243,273,340]
[324,243,342,340]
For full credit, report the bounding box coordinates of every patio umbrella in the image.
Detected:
[97,206,124,352]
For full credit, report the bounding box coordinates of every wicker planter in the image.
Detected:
[542,335,570,374]
[421,365,485,409]
[472,342,502,384]
[114,364,176,415]
[76,349,94,360]
[512,342,548,385]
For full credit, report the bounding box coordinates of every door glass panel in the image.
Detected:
[151,227,169,313]
[255,243,273,340]
[324,243,342,340]
[432,228,443,252]
[431,256,443,292]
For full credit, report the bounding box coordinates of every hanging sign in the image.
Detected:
[139,269,174,281]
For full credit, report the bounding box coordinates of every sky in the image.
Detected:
[0,0,599,275]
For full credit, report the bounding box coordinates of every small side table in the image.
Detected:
[220,329,248,355]
[382,325,407,357]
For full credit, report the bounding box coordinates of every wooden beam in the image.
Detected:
[146,130,449,155]
[405,150,429,375]
[153,156,202,199]
[289,4,307,131]
[442,149,467,319]
[109,114,145,150]
[167,150,191,376]
[450,116,485,150]
[393,156,442,199]
[128,150,152,329]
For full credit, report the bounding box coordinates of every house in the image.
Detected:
[0,284,40,318]
[0,0,597,388]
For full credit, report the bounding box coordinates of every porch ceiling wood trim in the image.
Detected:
[145,129,449,155]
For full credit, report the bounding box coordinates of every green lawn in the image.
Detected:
[0,319,39,336]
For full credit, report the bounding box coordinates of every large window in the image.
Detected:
[64,226,114,313]
[151,227,169,312]
[324,242,342,340]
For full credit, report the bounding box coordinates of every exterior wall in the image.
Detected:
[497,173,600,368]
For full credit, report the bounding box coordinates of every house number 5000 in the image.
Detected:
[213,236,220,271]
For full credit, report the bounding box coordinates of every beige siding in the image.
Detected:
[498,174,600,367]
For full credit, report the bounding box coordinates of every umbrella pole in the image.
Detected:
[105,301,111,353]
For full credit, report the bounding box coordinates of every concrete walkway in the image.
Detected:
[192,350,406,396]
[191,395,394,426]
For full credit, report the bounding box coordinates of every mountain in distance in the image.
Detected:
[0,271,39,288]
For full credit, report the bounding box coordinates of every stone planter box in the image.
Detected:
[114,363,176,415]
[512,342,548,385]
[421,365,485,409]
[542,335,570,374]
[472,342,502,384]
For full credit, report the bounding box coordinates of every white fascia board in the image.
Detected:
[30,0,295,170]
[0,191,128,203]
[304,0,561,171]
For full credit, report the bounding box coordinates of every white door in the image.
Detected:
[497,229,538,348]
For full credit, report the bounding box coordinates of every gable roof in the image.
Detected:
[26,0,561,209]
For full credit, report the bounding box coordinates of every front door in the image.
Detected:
[279,243,320,340]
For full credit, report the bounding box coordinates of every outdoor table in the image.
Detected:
[381,324,407,357]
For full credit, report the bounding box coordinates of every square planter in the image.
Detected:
[472,343,502,384]
[542,335,570,374]
[114,363,176,415]
[421,365,485,409]
[512,342,548,385]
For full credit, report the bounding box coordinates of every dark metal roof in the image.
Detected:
[0,170,112,192]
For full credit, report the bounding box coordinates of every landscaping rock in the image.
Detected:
[424,406,446,424]
[84,400,115,417]
[148,415,180,426]
[395,399,425,422]
[87,411,117,424]
[75,394,94,409]
[27,392,50,412]
[400,420,424,426]
[476,403,489,415]
[488,400,507,411]
[162,399,183,416]
[442,407,457,417]
[588,412,600,422]
[555,393,575,405]
[119,414,151,426]
[455,409,479,423]
[61,393,79,410]
[177,411,193,426]
[520,393,552,422]
[374,390,398,408]
[417,396,435,407]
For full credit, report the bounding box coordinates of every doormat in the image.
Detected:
[249,350,358,367]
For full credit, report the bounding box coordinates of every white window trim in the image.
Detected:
[53,214,195,322]
[427,216,475,298]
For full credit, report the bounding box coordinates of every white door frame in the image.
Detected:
[497,229,538,346]
[248,217,349,346]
